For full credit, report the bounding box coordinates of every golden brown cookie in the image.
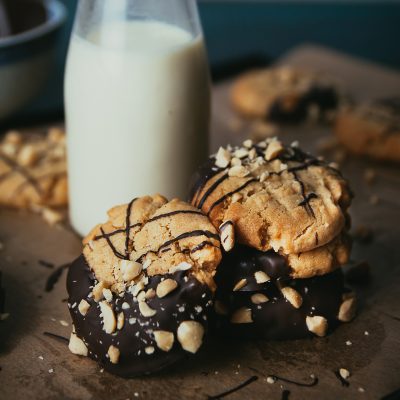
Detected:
[231,66,342,122]
[335,98,400,163]
[190,138,352,258]
[83,194,222,293]
[0,128,67,208]
[286,233,350,278]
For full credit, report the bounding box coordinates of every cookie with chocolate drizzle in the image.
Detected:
[335,97,400,163]
[67,195,222,377]
[190,137,352,277]
[0,128,67,208]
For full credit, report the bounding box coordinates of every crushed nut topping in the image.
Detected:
[153,330,174,352]
[233,278,247,291]
[78,299,90,316]
[156,279,178,298]
[251,293,269,304]
[177,321,204,354]
[138,300,157,318]
[68,331,88,357]
[219,220,235,252]
[120,260,142,282]
[231,307,253,324]
[254,271,270,284]
[338,294,356,322]
[107,345,120,364]
[215,147,232,168]
[99,301,116,334]
[306,315,328,337]
[281,287,303,309]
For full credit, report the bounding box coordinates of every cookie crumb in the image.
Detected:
[48,368,54,374]
[364,331,369,336]
[339,368,350,379]
[346,340,352,346]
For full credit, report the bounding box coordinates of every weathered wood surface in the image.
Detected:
[0,45,400,400]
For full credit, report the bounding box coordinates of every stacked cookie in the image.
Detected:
[190,137,356,339]
[67,195,222,377]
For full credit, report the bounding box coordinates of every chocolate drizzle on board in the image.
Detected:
[269,374,319,387]
[207,376,258,400]
[43,331,69,344]
[45,263,69,292]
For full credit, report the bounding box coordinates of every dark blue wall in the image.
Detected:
[8,1,400,127]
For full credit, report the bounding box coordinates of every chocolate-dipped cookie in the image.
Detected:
[190,137,352,277]
[67,195,222,377]
[230,66,344,122]
[213,245,356,340]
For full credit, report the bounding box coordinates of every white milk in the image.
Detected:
[65,20,210,236]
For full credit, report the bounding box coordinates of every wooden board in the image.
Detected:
[1,45,400,400]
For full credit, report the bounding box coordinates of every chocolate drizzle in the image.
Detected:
[43,331,69,344]
[190,144,331,219]
[45,263,69,292]
[100,227,127,260]
[191,241,216,254]
[207,376,258,400]
[197,173,229,209]
[207,178,258,216]
[157,230,220,254]
[148,209,206,223]
[93,201,215,262]
[0,153,42,197]
[294,172,317,218]
[270,374,319,387]
[124,198,137,257]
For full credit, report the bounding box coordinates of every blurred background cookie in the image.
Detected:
[335,97,400,163]
[230,66,345,123]
[0,127,67,208]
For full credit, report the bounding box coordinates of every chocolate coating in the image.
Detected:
[67,255,213,377]
[214,245,348,340]
[268,86,339,123]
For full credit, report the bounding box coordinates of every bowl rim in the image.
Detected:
[0,0,67,49]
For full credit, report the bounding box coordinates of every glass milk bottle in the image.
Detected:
[65,0,210,236]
